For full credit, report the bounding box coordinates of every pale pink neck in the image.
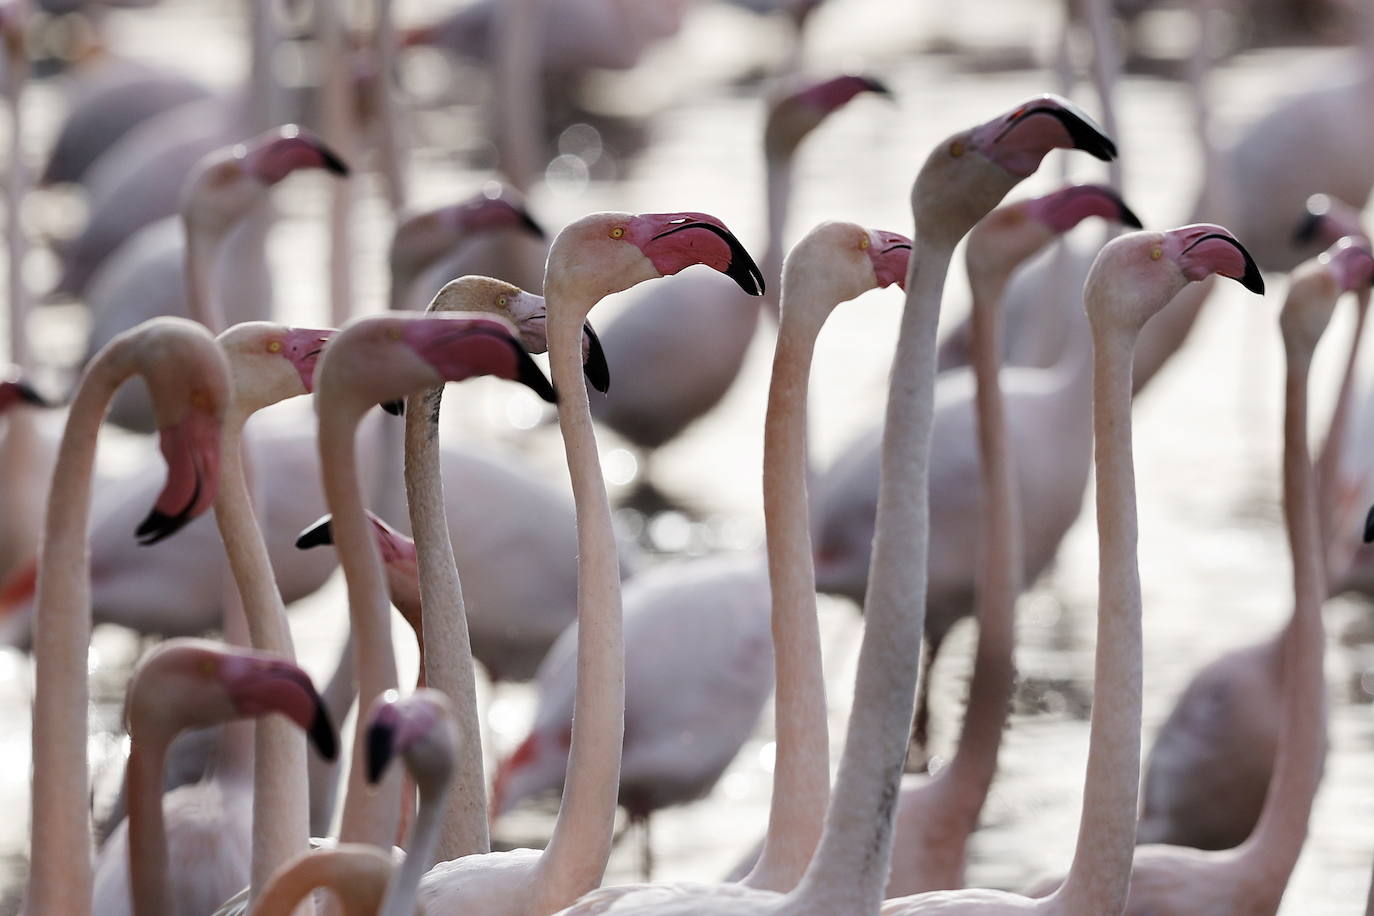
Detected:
[943,262,1022,810]
[379,757,448,916]
[533,308,624,910]
[127,736,174,916]
[1317,291,1367,576]
[759,159,791,320]
[251,847,391,916]
[26,349,138,915]
[1052,326,1140,915]
[217,413,313,904]
[742,308,829,893]
[791,243,953,914]
[372,0,408,212]
[318,0,356,327]
[184,226,227,332]
[492,0,543,191]
[1235,348,1327,888]
[403,388,489,860]
[320,403,402,848]
[6,40,27,371]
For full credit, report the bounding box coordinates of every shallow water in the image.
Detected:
[1,0,1373,913]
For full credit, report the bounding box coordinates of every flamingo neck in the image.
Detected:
[790,243,954,913]
[1317,291,1368,575]
[310,629,358,836]
[760,157,792,319]
[251,846,391,916]
[6,40,27,371]
[743,306,829,893]
[1234,349,1327,891]
[319,403,403,848]
[127,735,174,916]
[1052,325,1141,915]
[534,307,624,909]
[380,761,449,916]
[943,259,1022,812]
[215,411,313,905]
[317,0,356,328]
[372,0,408,212]
[492,0,543,191]
[185,225,228,333]
[26,349,139,916]
[403,386,490,859]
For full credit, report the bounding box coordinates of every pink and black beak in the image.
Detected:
[283,327,334,394]
[0,378,48,411]
[1033,184,1142,233]
[976,94,1117,177]
[246,125,349,185]
[137,408,222,546]
[1004,94,1116,161]
[636,213,766,297]
[405,319,558,404]
[1364,502,1374,544]
[226,657,338,761]
[583,322,610,393]
[494,332,558,404]
[294,512,415,567]
[295,514,335,551]
[868,232,912,291]
[366,701,401,784]
[1166,224,1264,294]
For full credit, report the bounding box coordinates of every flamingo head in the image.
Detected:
[127,639,337,759]
[0,370,47,413]
[1294,193,1368,249]
[390,187,544,285]
[545,211,765,317]
[294,511,422,632]
[780,222,910,326]
[316,313,556,416]
[765,73,890,159]
[915,95,1116,240]
[128,319,231,546]
[216,323,334,411]
[429,276,610,393]
[1280,238,1374,358]
[365,689,457,794]
[966,184,1142,291]
[1085,224,1264,335]
[183,125,347,234]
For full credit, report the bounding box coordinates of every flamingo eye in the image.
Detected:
[949,140,965,158]
[610,227,625,239]
[198,658,216,676]
[859,236,870,250]
[387,328,402,341]
[1151,247,1163,261]
[497,295,509,308]
[190,390,210,410]
[267,340,283,354]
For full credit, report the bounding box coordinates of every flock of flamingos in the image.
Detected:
[1,0,1373,913]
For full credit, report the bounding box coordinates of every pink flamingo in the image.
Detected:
[1135,239,1370,855]
[109,640,337,916]
[22,316,232,916]
[313,311,555,852]
[377,211,762,914]
[547,94,1119,916]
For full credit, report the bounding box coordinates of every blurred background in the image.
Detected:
[0,0,1371,913]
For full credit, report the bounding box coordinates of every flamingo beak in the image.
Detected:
[636,213,766,297]
[1364,503,1374,544]
[295,515,335,550]
[246,125,350,185]
[1323,239,1374,293]
[0,379,47,411]
[866,234,913,291]
[583,322,610,393]
[283,327,334,394]
[224,658,338,761]
[137,407,221,545]
[1165,225,1265,294]
[976,94,1117,177]
[366,709,399,784]
[1032,185,1143,233]
[510,341,558,404]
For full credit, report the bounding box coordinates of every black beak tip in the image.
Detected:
[366,722,395,784]
[861,76,893,98]
[1235,246,1266,295]
[319,146,350,177]
[295,515,336,550]
[381,399,405,416]
[309,705,339,761]
[519,209,546,239]
[583,322,610,394]
[135,508,190,546]
[511,342,557,404]
[1040,96,1117,162]
[1364,503,1374,544]
[1117,201,1144,230]
[1293,211,1323,246]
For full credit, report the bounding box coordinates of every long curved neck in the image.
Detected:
[1317,291,1367,578]
[742,306,829,893]
[127,735,173,916]
[320,403,402,848]
[317,0,356,328]
[790,243,954,914]
[310,629,357,836]
[493,0,543,191]
[26,349,137,915]
[216,411,313,906]
[7,32,27,371]
[403,387,489,859]
[251,847,390,916]
[1235,345,1327,887]
[380,766,448,916]
[185,226,228,332]
[371,0,408,212]
[944,266,1021,808]
[533,306,624,909]
[760,156,791,319]
[1052,323,1141,915]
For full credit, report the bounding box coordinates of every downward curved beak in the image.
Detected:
[284,327,335,393]
[295,515,335,550]
[978,94,1117,176]
[137,408,222,546]
[639,214,767,297]
[1364,503,1374,544]
[226,660,338,761]
[366,708,399,784]
[867,234,913,291]
[510,342,558,404]
[247,126,350,184]
[1167,225,1264,294]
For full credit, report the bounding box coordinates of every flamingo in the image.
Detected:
[248,690,460,916]
[22,316,232,916]
[546,94,1118,916]
[361,211,761,915]
[809,185,1141,755]
[587,74,887,492]
[1134,238,1370,854]
[312,311,555,852]
[85,124,346,431]
[106,640,338,916]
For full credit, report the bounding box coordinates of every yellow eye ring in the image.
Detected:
[497,295,508,307]
[610,226,625,239]
[1151,247,1163,261]
[387,328,402,341]
[859,236,871,250]
[267,340,283,353]
[949,140,965,158]
[199,658,216,676]
[190,390,209,410]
